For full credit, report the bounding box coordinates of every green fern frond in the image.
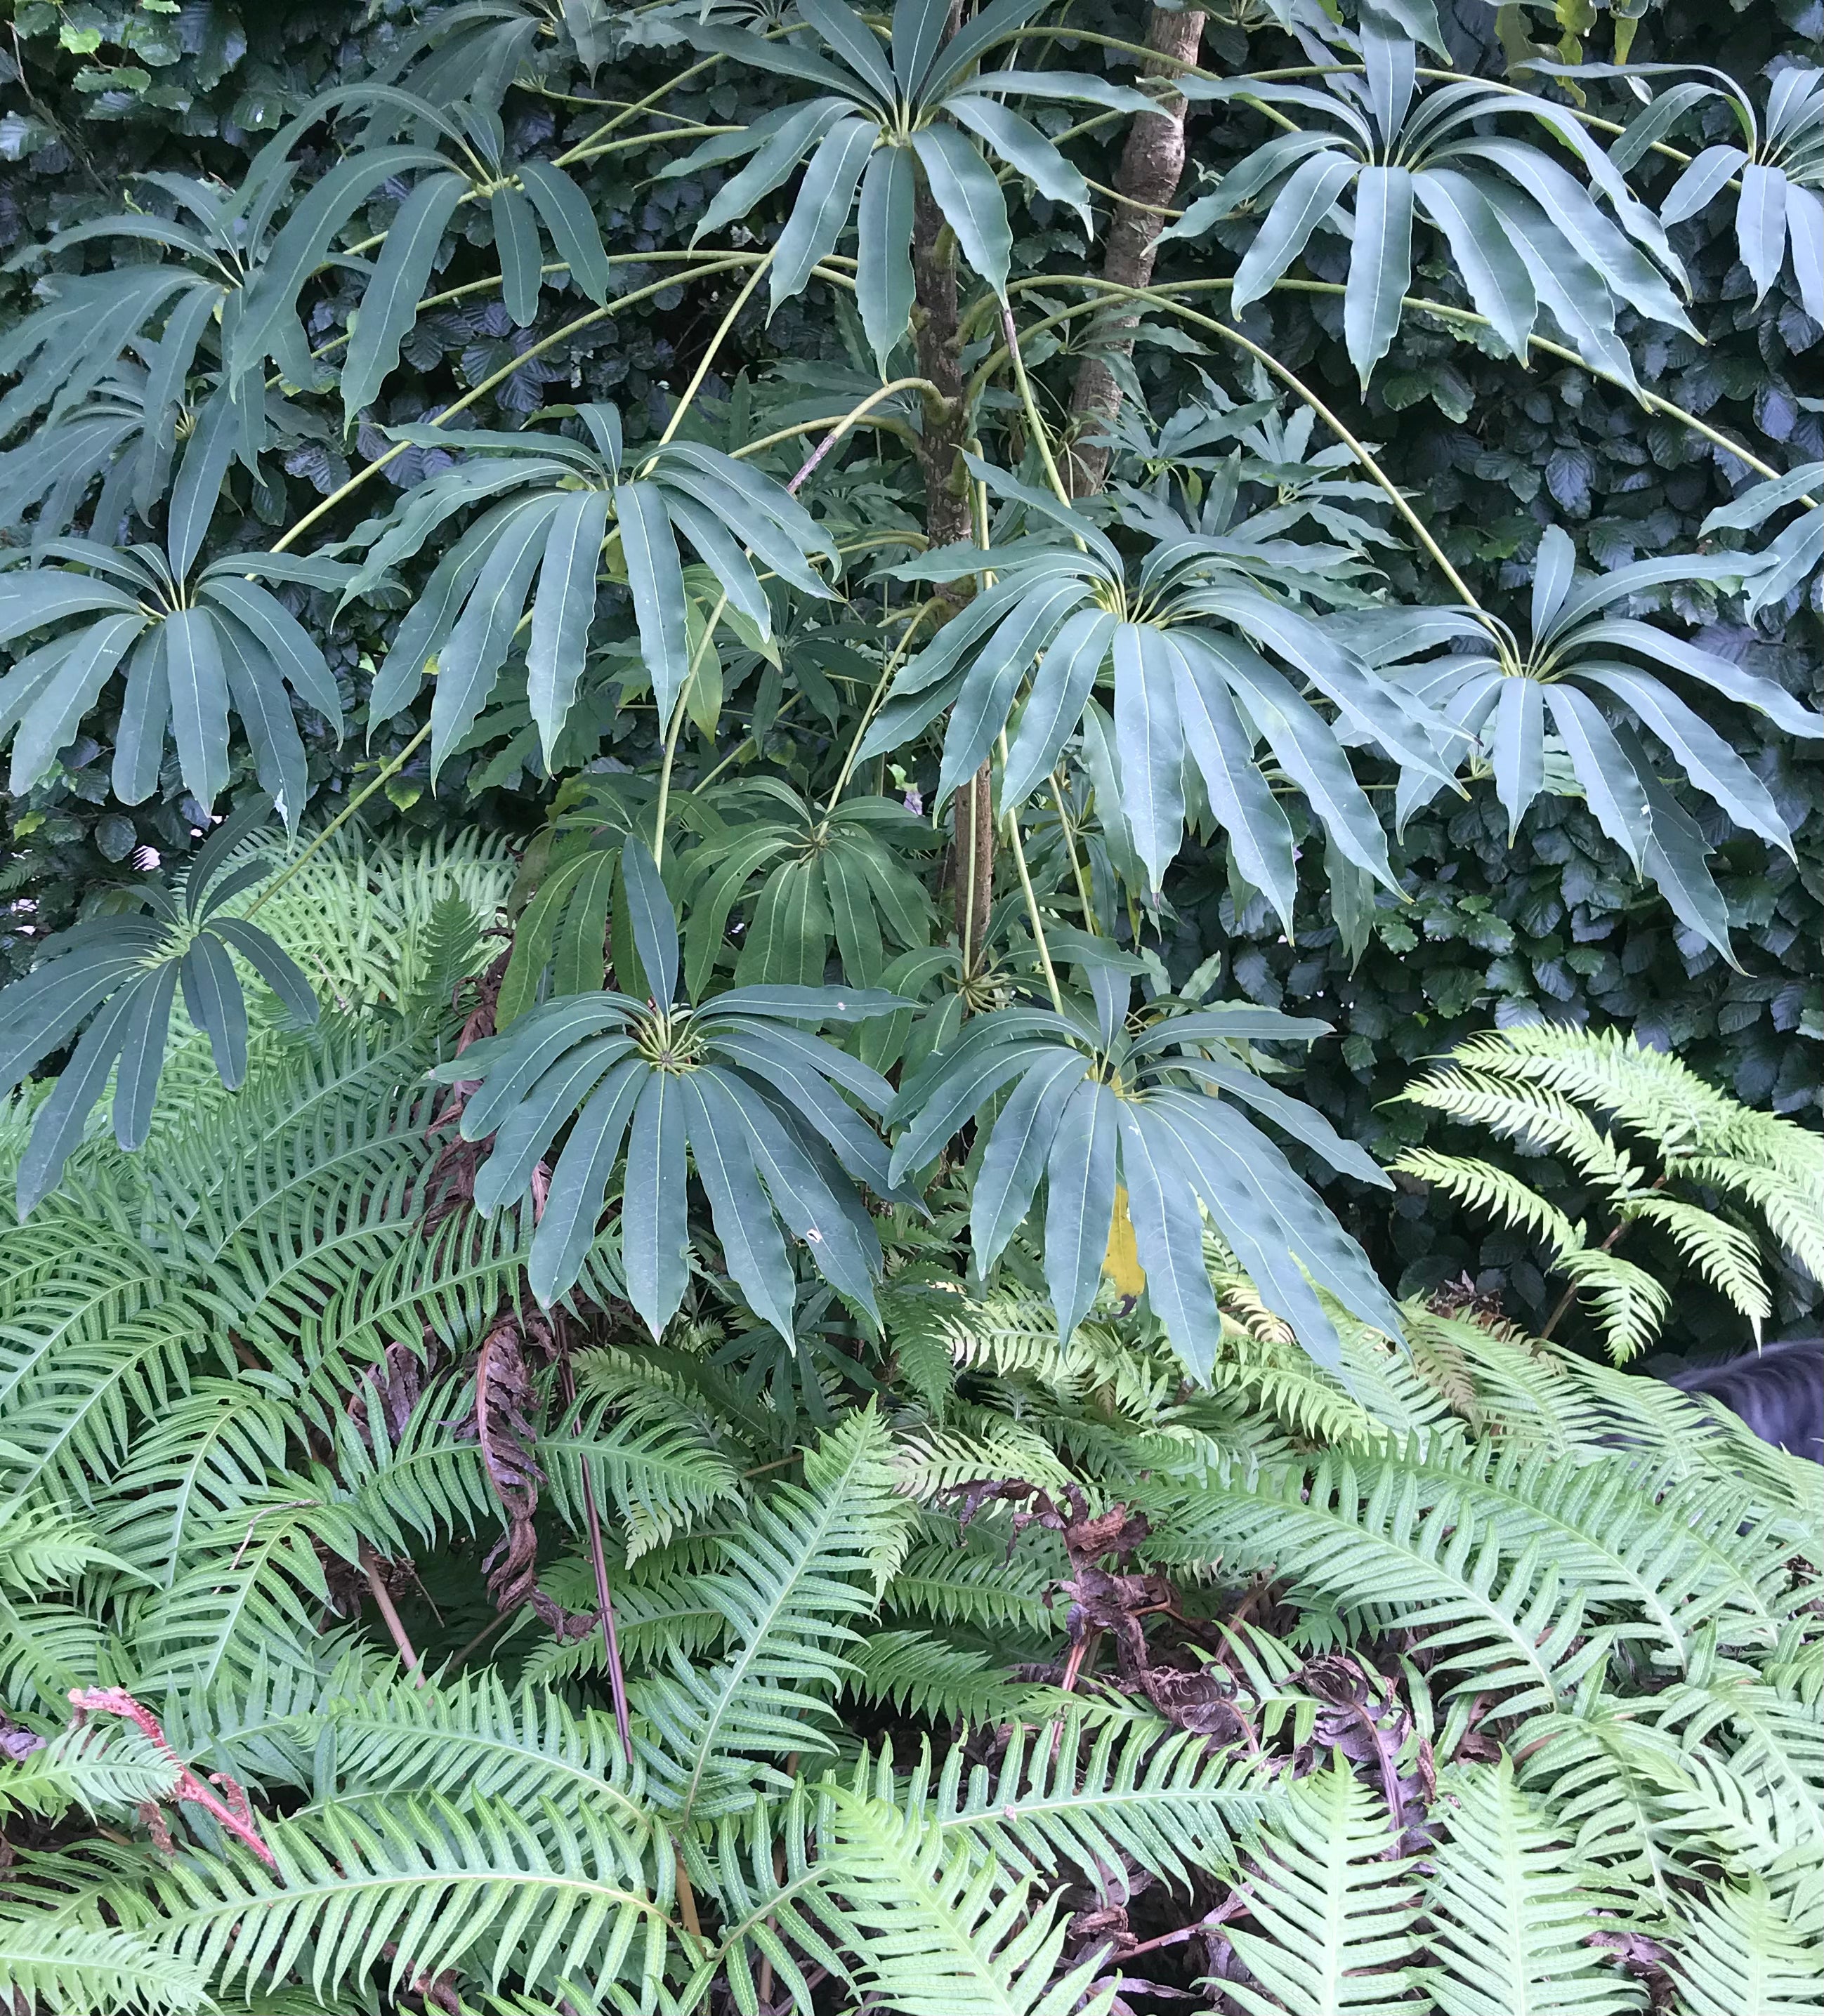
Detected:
[0,1915,207,2015]
[156,1019,438,1246]
[842,1630,1032,1725]
[822,1781,1115,2016]
[1664,1880,1822,2015]
[103,1383,294,1587]
[1388,1151,1582,1257]
[297,1672,655,1841]
[1552,1246,1671,1362]
[0,1721,176,1824]
[1441,1026,1742,1159]
[1653,1742,1823,1903]
[1686,1157,1824,1287]
[224,826,512,1013]
[1216,1755,1424,2016]
[1400,1440,1793,1663]
[1400,1028,1824,1348]
[892,1418,1079,1503]
[882,1529,1061,1636]
[136,1480,343,1693]
[522,1553,728,1684]
[912,1714,1270,1894]
[636,1407,912,1824]
[1141,1456,1603,1715]
[541,1377,744,1561]
[1423,1760,1643,2016]
[147,1793,667,2004]
[1514,1703,1694,1911]
[1396,1067,1632,1185]
[1621,1194,1770,1328]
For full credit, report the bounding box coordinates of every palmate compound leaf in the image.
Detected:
[438,834,906,1326]
[1162,18,1693,388]
[0,537,348,824]
[886,984,1399,1376]
[0,798,319,1218]
[338,406,836,774]
[0,89,615,454]
[660,0,1157,368]
[226,86,615,385]
[674,784,939,996]
[0,355,291,551]
[502,779,938,1023]
[1610,62,1824,327]
[860,459,1457,917]
[1394,527,1820,958]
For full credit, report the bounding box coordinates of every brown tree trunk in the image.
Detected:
[1065,7,1206,496]
[911,185,974,552]
[911,180,994,968]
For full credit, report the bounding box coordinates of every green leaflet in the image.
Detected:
[516,158,612,304]
[341,171,466,419]
[1232,150,1358,312]
[945,97,1091,232]
[856,143,917,374]
[772,119,879,310]
[232,144,450,381]
[527,488,612,765]
[622,1070,690,1338]
[1489,676,1545,840]
[1345,164,1414,389]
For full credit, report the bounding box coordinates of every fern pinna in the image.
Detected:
[0,838,1816,2014]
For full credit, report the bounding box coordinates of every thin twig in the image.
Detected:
[360,1542,425,1688]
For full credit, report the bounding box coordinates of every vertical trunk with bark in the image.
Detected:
[1066,7,1206,496]
[912,180,994,969]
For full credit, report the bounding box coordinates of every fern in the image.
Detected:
[1395,1027,1824,1361]
[843,1629,1033,1725]
[294,1672,655,1840]
[919,1713,1271,1892]
[0,1916,207,2015]
[636,1406,912,1822]
[1663,1881,1823,2015]
[0,845,1815,2015]
[821,1781,1115,2016]
[0,1721,176,1823]
[881,1527,1061,1635]
[540,1366,745,1560]
[1424,1760,1643,2016]
[1216,1757,1425,2016]
[1141,1455,1605,1714]
[147,1795,667,2003]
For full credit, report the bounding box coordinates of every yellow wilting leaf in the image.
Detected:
[1103,1185,1146,1297]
